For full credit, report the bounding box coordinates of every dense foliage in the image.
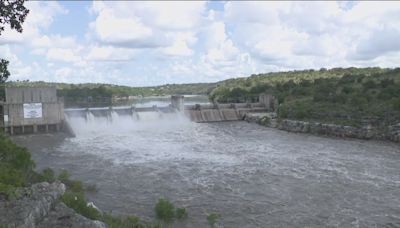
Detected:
[154,198,188,223]
[0,134,35,198]
[0,59,9,84]
[0,0,29,35]
[7,81,217,97]
[210,67,400,126]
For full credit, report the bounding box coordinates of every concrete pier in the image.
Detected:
[171,95,184,111]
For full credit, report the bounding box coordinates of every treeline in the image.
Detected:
[5,81,217,100]
[209,67,400,127]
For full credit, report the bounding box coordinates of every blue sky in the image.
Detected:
[0,1,400,86]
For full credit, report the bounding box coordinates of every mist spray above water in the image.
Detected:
[66,110,192,137]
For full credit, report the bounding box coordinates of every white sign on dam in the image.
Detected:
[23,103,43,119]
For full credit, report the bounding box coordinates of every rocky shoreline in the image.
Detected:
[245,112,400,143]
[0,182,106,228]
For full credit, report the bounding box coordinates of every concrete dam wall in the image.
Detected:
[64,102,271,124]
[62,94,277,135]
[185,103,268,122]
[2,90,277,135]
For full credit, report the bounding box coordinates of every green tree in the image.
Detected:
[0,0,30,35]
[0,59,10,83]
[0,0,29,86]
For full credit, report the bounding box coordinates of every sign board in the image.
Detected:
[23,103,43,118]
[4,115,8,122]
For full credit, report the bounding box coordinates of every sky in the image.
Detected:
[0,1,400,86]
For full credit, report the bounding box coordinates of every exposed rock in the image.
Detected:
[0,182,107,228]
[0,182,65,228]
[246,112,400,143]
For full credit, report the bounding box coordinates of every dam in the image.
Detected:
[0,86,277,136]
[63,94,277,136]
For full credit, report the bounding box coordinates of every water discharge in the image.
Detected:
[12,100,400,227]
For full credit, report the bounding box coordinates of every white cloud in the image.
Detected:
[137,1,206,30]
[0,2,67,45]
[32,35,77,48]
[87,46,137,61]
[161,32,197,57]
[2,1,400,86]
[90,8,157,47]
[222,1,400,71]
[88,1,205,49]
[46,48,81,63]
[350,27,400,60]
[55,67,73,79]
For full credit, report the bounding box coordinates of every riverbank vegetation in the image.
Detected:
[0,134,193,227]
[210,67,400,127]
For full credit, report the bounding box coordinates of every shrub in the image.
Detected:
[40,168,56,183]
[363,80,377,90]
[391,98,400,111]
[61,191,101,220]
[206,213,221,228]
[175,207,188,220]
[0,165,24,187]
[259,116,271,126]
[0,134,35,176]
[0,135,36,198]
[0,183,16,200]
[102,213,161,228]
[342,86,354,94]
[155,198,175,223]
[58,169,70,183]
[67,180,85,193]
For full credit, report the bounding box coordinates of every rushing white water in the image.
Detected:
[67,111,191,140]
[12,97,400,228]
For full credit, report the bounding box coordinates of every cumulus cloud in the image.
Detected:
[87,46,137,61]
[89,8,162,48]
[350,27,400,60]
[46,48,81,63]
[88,1,205,49]
[32,35,77,49]
[0,1,67,45]
[2,1,400,85]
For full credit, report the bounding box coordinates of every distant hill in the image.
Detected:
[209,67,400,127]
[5,81,218,97]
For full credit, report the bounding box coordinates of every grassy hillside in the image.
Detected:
[209,67,400,127]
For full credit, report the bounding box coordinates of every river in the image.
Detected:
[12,98,400,227]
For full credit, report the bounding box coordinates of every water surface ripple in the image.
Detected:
[13,114,400,228]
